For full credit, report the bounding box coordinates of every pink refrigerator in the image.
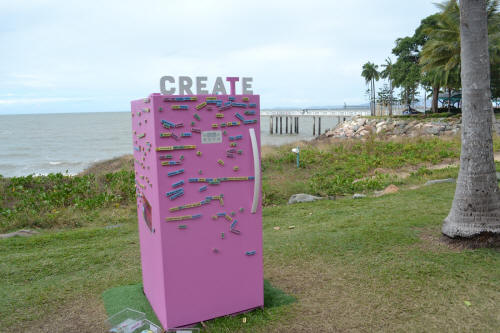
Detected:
[130,93,263,329]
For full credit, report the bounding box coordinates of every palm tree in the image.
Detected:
[380,58,394,115]
[443,0,500,237]
[361,62,380,116]
[421,68,446,112]
[420,0,500,113]
[420,0,461,112]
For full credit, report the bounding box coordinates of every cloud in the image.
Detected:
[0,97,92,105]
[0,0,439,113]
[1,74,56,88]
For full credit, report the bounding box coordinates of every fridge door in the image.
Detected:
[153,94,263,328]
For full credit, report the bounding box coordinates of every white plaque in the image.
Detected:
[201,131,222,144]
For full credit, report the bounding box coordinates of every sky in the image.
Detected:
[0,0,440,115]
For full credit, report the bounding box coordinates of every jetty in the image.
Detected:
[261,106,371,135]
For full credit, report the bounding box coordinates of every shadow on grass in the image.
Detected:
[102,280,296,330]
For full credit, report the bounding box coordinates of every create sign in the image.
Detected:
[160,76,253,95]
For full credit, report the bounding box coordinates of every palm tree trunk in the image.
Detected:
[448,88,452,112]
[389,81,393,116]
[424,89,427,113]
[370,79,373,116]
[371,79,375,116]
[432,85,439,113]
[406,88,409,109]
[443,0,500,237]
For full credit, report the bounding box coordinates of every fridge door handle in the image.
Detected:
[249,128,260,213]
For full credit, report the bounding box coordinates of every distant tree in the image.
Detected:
[443,0,500,238]
[492,64,500,99]
[361,62,380,116]
[421,68,447,112]
[376,84,396,115]
[391,37,421,109]
[489,1,500,99]
[415,14,444,112]
[380,58,395,115]
[420,0,500,109]
[420,0,461,113]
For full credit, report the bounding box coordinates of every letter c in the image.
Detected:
[160,76,175,95]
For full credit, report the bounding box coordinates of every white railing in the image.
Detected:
[261,108,370,117]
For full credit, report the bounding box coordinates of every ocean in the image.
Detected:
[0,111,341,177]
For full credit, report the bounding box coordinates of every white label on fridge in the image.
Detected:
[201,131,222,144]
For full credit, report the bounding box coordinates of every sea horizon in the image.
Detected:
[0,103,372,116]
[0,111,344,177]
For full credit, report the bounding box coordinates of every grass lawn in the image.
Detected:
[1,182,499,332]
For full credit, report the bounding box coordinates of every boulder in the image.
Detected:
[363,125,375,132]
[288,193,324,204]
[357,129,370,137]
[325,116,462,139]
[423,125,441,135]
[350,125,358,132]
[375,184,399,197]
[352,193,367,199]
[0,229,39,239]
[355,118,367,126]
[408,131,419,138]
[408,120,418,127]
[393,127,406,135]
[376,125,387,134]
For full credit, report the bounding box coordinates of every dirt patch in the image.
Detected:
[417,227,463,253]
[80,155,134,176]
[353,158,460,185]
[427,159,459,170]
[441,232,500,250]
[16,296,108,333]
[417,227,500,252]
[364,152,498,183]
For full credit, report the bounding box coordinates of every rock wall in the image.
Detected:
[324,117,461,139]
